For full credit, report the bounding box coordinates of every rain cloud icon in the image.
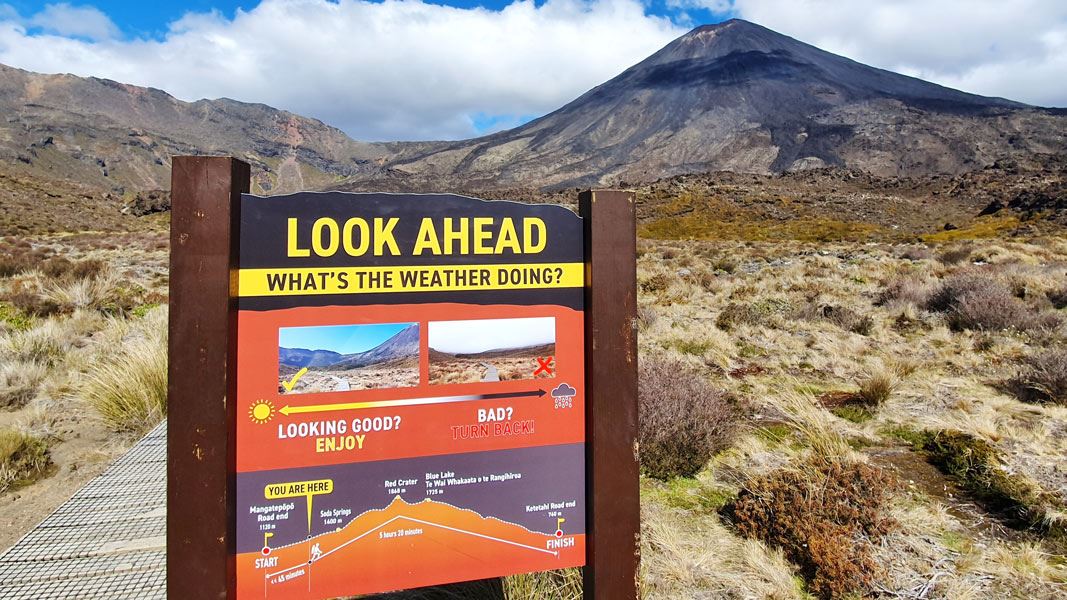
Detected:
[551,383,576,398]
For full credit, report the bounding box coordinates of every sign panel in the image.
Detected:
[232,192,585,598]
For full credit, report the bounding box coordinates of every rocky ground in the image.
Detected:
[281,360,421,394]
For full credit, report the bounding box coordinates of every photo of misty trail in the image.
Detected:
[428,317,556,385]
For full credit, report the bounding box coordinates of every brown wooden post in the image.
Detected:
[168,156,249,599]
[579,190,640,599]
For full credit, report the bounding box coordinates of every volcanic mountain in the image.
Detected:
[278,324,420,372]
[1,19,1064,197]
[369,19,1065,188]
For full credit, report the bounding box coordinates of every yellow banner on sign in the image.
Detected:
[264,479,334,499]
[237,262,583,297]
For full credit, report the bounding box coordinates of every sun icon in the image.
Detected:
[248,399,276,425]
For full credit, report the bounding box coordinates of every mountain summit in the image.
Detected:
[373,19,1063,188]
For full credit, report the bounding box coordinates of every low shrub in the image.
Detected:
[716,303,763,330]
[640,273,671,294]
[877,275,932,307]
[797,303,874,335]
[639,354,741,479]
[4,289,62,318]
[716,298,790,331]
[946,285,1033,332]
[925,272,1043,332]
[925,272,996,312]
[1014,349,1067,405]
[937,245,974,265]
[712,256,739,274]
[898,245,934,261]
[0,242,52,277]
[0,302,34,332]
[0,428,53,492]
[0,253,34,277]
[681,267,719,292]
[636,305,658,331]
[724,459,896,599]
[1049,285,1067,310]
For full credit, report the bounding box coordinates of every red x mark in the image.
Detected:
[534,356,554,376]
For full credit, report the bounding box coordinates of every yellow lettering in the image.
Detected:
[356,434,366,449]
[311,218,339,257]
[375,218,400,256]
[412,218,442,255]
[524,218,546,254]
[342,218,370,256]
[287,218,309,257]
[494,218,522,254]
[473,217,494,254]
[443,218,469,254]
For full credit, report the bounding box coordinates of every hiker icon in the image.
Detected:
[311,543,322,562]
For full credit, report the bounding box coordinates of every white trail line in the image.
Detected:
[265,514,558,580]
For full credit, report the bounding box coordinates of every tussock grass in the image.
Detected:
[776,391,857,462]
[41,269,120,311]
[81,307,168,434]
[641,497,803,599]
[857,368,898,406]
[1,318,82,365]
[0,360,48,408]
[0,427,53,492]
[503,569,583,599]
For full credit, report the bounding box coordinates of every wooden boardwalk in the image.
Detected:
[0,423,166,599]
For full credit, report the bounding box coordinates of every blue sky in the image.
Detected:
[279,322,414,353]
[3,1,257,38]
[0,1,1063,141]
[2,1,729,40]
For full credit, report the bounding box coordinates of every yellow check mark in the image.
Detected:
[282,367,308,392]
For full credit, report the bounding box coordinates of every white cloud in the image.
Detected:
[27,3,119,41]
[723,0,1067,107]
[429,317,555,354]
[0,0,685,140]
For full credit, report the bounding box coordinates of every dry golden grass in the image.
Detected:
[0,426,52,493]
[428,356,551,385]
[634,235,1067,597]
[80,307,168,434]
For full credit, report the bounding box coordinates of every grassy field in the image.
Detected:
[1,185,1066,597]
[632,235,1067,599]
